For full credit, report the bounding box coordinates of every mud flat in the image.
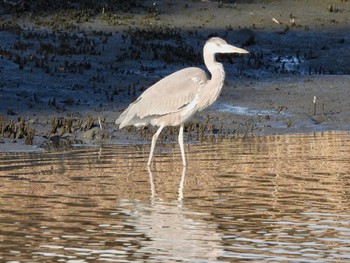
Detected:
[0,0,349,150]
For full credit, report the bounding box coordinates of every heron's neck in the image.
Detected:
[204,52,225,83]
[203,52,226,104]
[204,51,225,87]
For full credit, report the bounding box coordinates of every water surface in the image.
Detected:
[1,132,350,262]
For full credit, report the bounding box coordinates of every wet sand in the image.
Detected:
[0,0,349,150]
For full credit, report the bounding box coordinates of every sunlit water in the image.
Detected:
[1,132,350,262]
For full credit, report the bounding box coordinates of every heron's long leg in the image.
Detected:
[178,124,187,167]
[148,125,164,166]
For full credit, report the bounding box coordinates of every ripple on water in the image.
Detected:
[0,131,350,262]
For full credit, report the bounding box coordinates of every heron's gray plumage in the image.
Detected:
[115,37,249,166]
[116,67,208,128]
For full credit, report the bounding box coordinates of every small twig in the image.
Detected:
[98,117,103,131]
[272,17,282,24]
[313,96,317,115]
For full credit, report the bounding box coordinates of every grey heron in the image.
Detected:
[116,37,249,166]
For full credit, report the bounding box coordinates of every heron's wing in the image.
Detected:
[116,67,208,127]
[137,67,208,116]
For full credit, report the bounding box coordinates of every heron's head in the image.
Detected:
[204,37,249,55]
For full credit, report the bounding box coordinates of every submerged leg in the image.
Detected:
[148,125,164,166]
[178,124,187,167]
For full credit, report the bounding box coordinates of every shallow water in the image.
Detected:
[1,131,350,262]
[217,103,276,116]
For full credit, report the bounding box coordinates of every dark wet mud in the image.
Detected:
[0,0,349,150]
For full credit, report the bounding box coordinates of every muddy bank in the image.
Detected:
[0,0,349,150]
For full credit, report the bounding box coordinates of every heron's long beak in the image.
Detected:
[225,44,249,54]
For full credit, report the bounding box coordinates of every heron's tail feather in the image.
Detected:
[115,103,143,129]
[115,111,132,129]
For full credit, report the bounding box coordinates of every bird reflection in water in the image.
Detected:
[117,167,224,261]
[147,166,186,206]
